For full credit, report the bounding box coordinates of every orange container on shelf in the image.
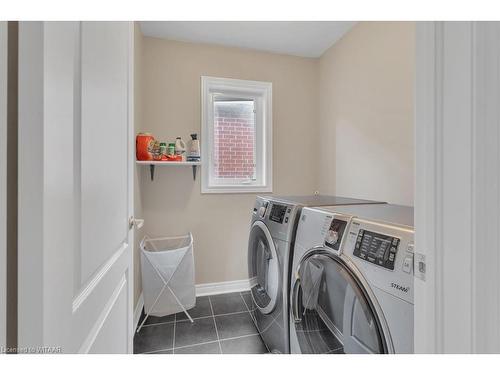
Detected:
[136,133,155,161]
[160,154,182,162]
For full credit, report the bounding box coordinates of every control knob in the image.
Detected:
[326,230,339,246]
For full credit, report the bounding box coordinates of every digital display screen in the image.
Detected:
[353,230,400,270]
[269,204,287,223]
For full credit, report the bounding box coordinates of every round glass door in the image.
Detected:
[291,250,388,354]
[248,221,279,314]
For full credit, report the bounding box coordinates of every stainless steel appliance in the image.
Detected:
[247,195,385,353]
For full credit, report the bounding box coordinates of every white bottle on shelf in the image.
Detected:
[175,137,186,155]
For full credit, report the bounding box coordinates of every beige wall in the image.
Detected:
[139,37,319,285]
[318,22,415,205]
[133,23,144,306]
[134,22,415,293]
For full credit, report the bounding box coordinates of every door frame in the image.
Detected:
[0,21,7,350]
[415,21,500,353]
[126,21,135,352]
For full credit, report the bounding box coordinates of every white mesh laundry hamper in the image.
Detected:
[137,233,196,332]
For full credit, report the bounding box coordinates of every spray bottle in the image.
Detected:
[187,134,201,162]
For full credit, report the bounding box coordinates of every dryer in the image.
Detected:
[247,195,384,354]
[289,204,414,354]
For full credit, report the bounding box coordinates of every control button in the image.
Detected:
[407,243,414,253]
[402,255,413,273]
[285,217,289,223]
[388,253,395,262]
[392,238,399,246]
[287,208,291,213]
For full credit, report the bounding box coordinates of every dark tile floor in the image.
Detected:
[134,291,269,354]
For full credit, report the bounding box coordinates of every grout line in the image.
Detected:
[240,291,258,327]
[172,311,176,354]
[208,295,223,354]
[140,320,175,328]
[141,310,250,328]
[220,333,260,343]
[174,339,220,353]
[178,309,249,321]
[141,333,262,354]
[240,291,271,353]
[142,339,220,354]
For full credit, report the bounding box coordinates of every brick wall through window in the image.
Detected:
[213,100,256,180]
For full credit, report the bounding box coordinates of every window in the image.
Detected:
[201,76,272,193]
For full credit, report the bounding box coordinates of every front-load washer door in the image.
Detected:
[291,250,389,354]
[248,221,280,315]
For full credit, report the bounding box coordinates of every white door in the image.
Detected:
[18,21,134,353]
[415,21,500,353]
[0,21,7,350]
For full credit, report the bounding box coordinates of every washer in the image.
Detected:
[289,204,414,354]
[247,195,384,354]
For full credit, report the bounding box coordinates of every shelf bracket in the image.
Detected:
[149,164,155,181]
[146,163,198,181]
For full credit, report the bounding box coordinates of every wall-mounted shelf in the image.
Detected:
[136,160,202,181]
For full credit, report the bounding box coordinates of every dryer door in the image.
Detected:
[248,221,280,315]
[291,250,389,354]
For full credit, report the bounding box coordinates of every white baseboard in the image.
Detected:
[133,293,144,331]
[195,279,251,297]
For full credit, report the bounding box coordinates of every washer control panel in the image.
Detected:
[353,229,400,270]
[344,217,414,304]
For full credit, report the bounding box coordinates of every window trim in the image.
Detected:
[201,76,273,194]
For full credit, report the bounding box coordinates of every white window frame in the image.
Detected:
[201,76,273,194]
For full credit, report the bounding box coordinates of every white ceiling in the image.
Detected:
[139,21,356,58]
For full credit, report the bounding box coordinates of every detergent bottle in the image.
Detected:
[175,137,186,157]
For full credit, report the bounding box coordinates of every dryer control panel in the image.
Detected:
[353,229,400,270]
